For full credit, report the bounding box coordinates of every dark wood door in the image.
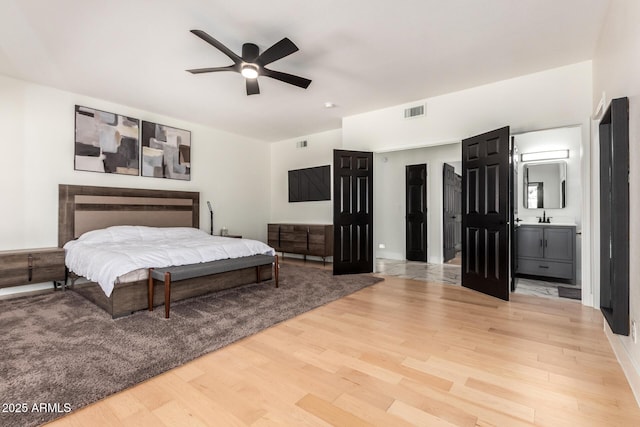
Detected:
[406,164,428,261]
[462,126,510,300]
[443,163,457,263]
[333,149,373,275]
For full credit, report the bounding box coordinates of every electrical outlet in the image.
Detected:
[378,243,386,249]
[632,320,637,344]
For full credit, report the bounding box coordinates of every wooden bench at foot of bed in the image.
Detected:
[149,254,279,318]
[72,260,276,319]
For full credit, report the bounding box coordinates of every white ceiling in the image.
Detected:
[0,0,611,142]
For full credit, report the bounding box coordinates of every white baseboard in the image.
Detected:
[375,251,404,260]
[604,320,640,407]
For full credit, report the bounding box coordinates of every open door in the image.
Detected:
[333,149,374,275]
[406,164,428,262]
[443,163,457,263]
[461,127,510,300]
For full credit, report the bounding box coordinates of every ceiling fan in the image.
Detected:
[186,30,312,96]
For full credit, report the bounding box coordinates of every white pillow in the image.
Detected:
[77,225,205,243]
[76,225,139,243]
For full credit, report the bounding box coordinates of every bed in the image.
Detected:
[59,184,276,318]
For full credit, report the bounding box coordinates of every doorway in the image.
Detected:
[512,126,584,301]
[373,144,461,267]
[443,163,462,264]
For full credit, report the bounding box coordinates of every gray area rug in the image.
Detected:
[0,264,383,427]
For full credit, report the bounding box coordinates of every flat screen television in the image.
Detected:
[288,165,331,202]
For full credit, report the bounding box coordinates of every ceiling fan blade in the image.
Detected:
[190,30,242,64]
[186,65,237,74]
[257,38,299,66]
[246,78,260,96]
[262,68,311,89]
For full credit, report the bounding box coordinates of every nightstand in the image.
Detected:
[0,247,66,289]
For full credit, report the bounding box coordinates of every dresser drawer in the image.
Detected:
[267,224,281,250]
[516,258,573,280]
[0,248,65,288]
[267,223,333,259]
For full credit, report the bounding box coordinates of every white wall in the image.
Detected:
[375,143,460,263]
[0,74,270,294]
[269,129,341,224]
[592,0,640,403]
[342,61,592,152]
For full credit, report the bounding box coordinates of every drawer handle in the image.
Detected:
[28,254,33,281]
[538,265,549,269]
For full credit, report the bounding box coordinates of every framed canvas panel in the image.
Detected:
[141,121,191,180]
[74,105,140,175]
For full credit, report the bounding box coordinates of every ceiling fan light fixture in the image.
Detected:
[187,30,311,95]
[241,64,259,79]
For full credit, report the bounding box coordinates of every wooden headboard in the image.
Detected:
[58,184,199,247]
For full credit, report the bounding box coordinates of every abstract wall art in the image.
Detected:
[74,105,140,175]
[141,121,191,180]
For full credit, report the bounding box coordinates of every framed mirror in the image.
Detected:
[523,161,566,209]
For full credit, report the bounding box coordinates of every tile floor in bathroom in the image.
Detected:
[376,256,581,300]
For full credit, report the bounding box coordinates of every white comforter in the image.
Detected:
[64,225,275,297]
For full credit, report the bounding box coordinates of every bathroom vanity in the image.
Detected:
[515,223,576,283]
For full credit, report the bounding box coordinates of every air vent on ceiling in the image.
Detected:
[296,140,308,148]
[404,104,425,119]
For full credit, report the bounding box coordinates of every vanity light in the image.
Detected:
[520,149,569,162]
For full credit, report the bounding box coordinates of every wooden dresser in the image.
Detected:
[267,224,333,263]
[0,247,66,288]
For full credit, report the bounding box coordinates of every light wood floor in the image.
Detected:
[48,260,640,426]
